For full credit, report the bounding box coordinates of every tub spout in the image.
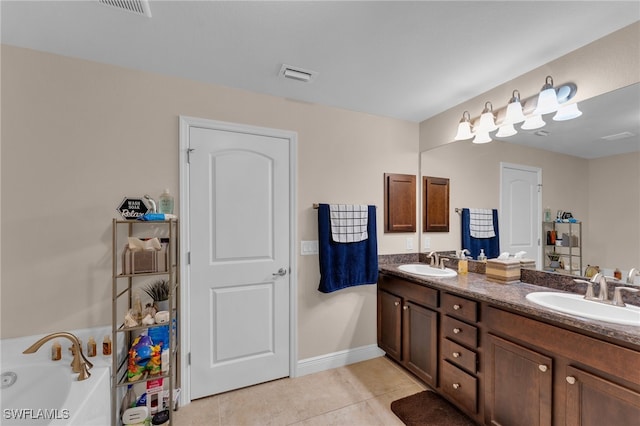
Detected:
[23,332,92,381]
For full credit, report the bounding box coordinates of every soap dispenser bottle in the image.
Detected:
[478,249,487,262]
[158,189,174,215]
[458,249,469,275]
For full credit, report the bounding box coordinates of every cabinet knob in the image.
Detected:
[538,364,548,372]
[452,352,461,358]
[453,304,461,310]
[403,305,409,310]
[453,328,461,334]
[566,376,576,385]
[394,301,400,307]
[452,383,460,390]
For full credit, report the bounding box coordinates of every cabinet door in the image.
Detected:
[384,173,416,232]
[378,290,402,361]
[403,301,438,387]
[565,366,640,426]
[487,334,552,426]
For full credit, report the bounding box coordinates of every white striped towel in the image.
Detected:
[329,204,369,243]
[469,208,495,238]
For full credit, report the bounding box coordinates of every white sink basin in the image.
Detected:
[525,292,640,326]
[398,264,457,278]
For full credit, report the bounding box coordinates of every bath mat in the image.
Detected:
[390,391,476,426]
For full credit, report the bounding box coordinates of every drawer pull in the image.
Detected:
[566,376,576,385]
[453,328,462,334]
[452,383,461,390]
[538,364,548,372]
[452,352,461,358]
[394,301,400,307]
[403,305,409,310]
[453,304,461,310]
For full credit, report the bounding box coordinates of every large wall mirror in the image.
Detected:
[420,83,640,277]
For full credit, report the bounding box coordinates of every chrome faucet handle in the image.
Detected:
[574,279,595,299]
[439,257,449,269]
[612,287,640,307]
[428,251,438,267]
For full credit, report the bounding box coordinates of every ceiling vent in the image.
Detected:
[98,0,152,17]
[279,64,318,83]
[600,131,635,141]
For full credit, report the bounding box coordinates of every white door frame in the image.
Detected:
[178,116,298,405]
[499,162,542,268]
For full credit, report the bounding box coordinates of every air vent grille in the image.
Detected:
[99,0,152,17]
[600,131,635,141]
[279,64,318,83]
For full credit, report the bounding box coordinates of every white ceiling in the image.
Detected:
[1,1,639,157]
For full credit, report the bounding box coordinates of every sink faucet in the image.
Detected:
[628,268,640,285]
[596,274,609,302]
[427,251,439,267]
[23,332,93,381]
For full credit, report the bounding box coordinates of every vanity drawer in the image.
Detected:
[442,293,478,323]
[442,338,477,374]
[441,360,478,415]
[443,315,478,348]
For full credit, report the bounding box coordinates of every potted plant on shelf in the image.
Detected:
[143,279,170,311]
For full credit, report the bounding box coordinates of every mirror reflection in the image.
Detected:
[420,83,640,279]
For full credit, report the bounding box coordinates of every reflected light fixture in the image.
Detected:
[473,131,492,144]
[533,75,560,115]
[475,101,498,132]
[503,90,526,125]
[521,114,546,130]
[495,123,517,137]
[553,103,583,121]
[454,111,474,140]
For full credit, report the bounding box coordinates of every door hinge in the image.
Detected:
[187,148,195,163]
[187,251,191,265]
[188,352,191,365]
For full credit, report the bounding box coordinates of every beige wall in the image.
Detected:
[420,22,640,152]
[0,46,419,359]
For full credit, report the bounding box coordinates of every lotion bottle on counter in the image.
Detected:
[458,249,469,275]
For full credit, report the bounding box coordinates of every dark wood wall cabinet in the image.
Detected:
[384,173,416,233]
[376,273,640,425]
[423,176,450,232]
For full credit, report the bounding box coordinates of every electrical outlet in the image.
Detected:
[406,238,413,251]
[301,240,319,255]
[423,237,431,249]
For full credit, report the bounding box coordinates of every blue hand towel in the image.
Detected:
[318,204,378,293]
[461,208,500,260]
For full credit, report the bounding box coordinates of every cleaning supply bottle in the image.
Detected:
[103,335,112,356]
[120,385,137,420]
[478,249,487,262]
[87,336,97,357]
[614,268,622,280]
[158,189,174,215]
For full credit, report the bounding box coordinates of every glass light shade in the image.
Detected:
[553,103,582,121]
[472,131,492,144]
[475,111,497,132]
[533,87,560,115]
[521,115,546,130]
[454,121,474,140]
[495,124,517,138]
[503,101,526,125]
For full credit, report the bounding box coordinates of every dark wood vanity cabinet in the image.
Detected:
[377,274,438,387]
[485,306,640,426]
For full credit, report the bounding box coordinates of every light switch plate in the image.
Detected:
[301,240,319,255]
[423,237,431,249]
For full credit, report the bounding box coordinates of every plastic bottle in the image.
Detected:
[614,268,622,280]
[158,189,174,215]
[544,207,551,222]
[51,341,62,361]
[103,335,112,356]
[478,249,487,262]
[458,249,469,275]
[87,336,97,357]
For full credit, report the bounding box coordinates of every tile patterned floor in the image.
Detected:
[174,356,426,425]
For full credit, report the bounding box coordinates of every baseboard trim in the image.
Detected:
[296,344,385,377]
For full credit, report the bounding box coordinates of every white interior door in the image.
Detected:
[500,162,542,268]
[187,122,292,399]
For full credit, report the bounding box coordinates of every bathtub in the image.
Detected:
[1,328,112,425]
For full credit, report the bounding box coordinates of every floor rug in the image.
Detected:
[390,391,476,426]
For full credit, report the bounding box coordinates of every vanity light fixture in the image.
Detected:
[502,90,526,125]
[521,114,546,130]
[495,123,518,137]
[454,111,474,140]
[533,76,560,115]
[472,131,493,144]
[474,102,498,133]
[553,102,583,121]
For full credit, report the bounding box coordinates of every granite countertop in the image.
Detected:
[379,263,640,348]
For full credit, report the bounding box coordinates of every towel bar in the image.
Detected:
[313,203,376,209]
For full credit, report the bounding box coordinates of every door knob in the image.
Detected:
[272,267,288,277]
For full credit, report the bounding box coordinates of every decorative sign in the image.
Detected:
[117,197,150,219]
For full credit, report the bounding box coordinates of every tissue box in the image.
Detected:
[519,259,536,269]
[486,259,521,283]
[122,243,168,275]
